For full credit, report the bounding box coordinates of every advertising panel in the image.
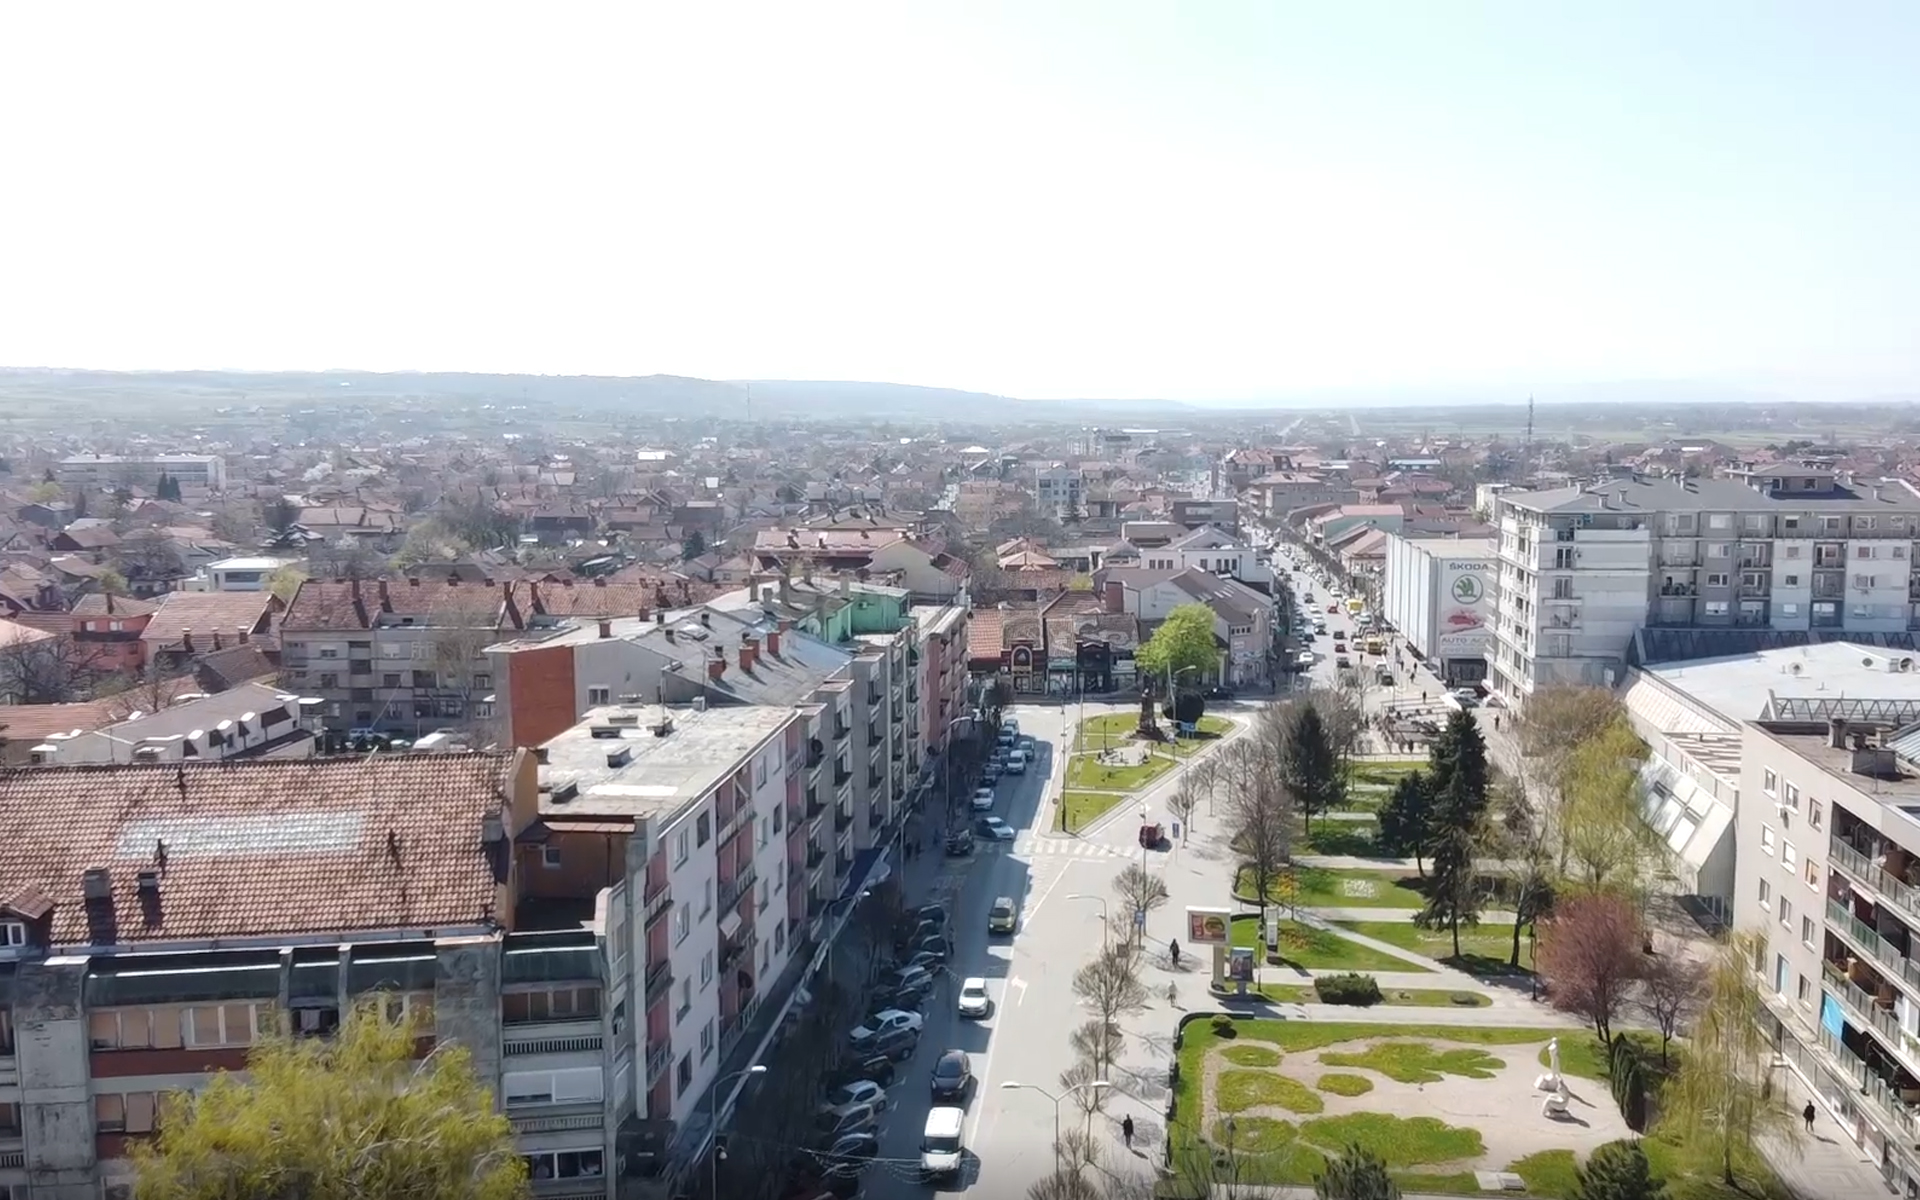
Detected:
[1436,558,1492,657]
[1185,906,1232,946]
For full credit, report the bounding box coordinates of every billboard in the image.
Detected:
[1436,558,1492,658]
[1186,906,1232,946]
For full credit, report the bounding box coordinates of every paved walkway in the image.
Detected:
[1767,1061,1898,1199]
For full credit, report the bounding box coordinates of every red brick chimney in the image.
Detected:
[707,656,727,682]
[237,627,250,644]
[739,636,759,674]
[181,629,194,653]
[765,627,782,658]
[598,619,613,639]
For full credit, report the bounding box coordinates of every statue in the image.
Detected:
[1137,687,1159,738]
[1534,1037,1563,1093]
[1548,1037,1561,1079]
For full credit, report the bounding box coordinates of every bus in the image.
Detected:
[1364,635,1385,656]
[1345,597,1365,616]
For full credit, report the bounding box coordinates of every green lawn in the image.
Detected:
[1254,982,1490,1008]
[1233,865,1425,909]
[1063,752,1176,792]
[1218,1069,1325,1115]
[1349,759,1426,789]
[1297,818,1381,856]
[1228,914,1432,973]
[1220,1043,1281,1067]
[1317,1041,1506,1084]
[1173,1016,1793,1200]
[1540,1031,1670,1085]
[1316,1073,1374,1096]
[1071,711,1230,754]
[1334,919,1536,974]
[1058,790,1125,831]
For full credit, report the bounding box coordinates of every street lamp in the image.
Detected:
[706,1064,767,1199]
[1068,893,1110,946]
[1001,1079,1111,1175]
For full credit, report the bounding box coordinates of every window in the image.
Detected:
[0,1100,17,1135]
[1757,878,1770,909]
[677,1053,693,1095]
[474,673,492,690]
[501,985,601,1024]
[1783,842,1798,872]
[700,1019,715,1060]
[1706,573,1729,588]
[375,990,435,1031]
[1780,603,1800,616]
[1806,859,1821,889]
[758,879,770,912]
[523,1149,606,1181]
[677,978,692,1021]
[1784,782,1800,809]
[0,920,25,947]
[1802,916,1816,948]
[1705,601,1729,616]
[673,904,690,945]
[1797,973,1812,1008]
[588,686,611,706]
[1773,953,1789,995]
[542,845,564,869]
[1778,896,1792,927]
[703,879,713,917]
[1783,575,1800,587]
[1810,799,1823,830]
[96,1091,159,1134]
[503,1067,604,1106]
[1854,574,1877,590]
[700,950,714,987]
[382,672,401,688]
[673,829,689,865]
[756,755,768,788]
[1763,769,1778,796]
[0,1008,13,1055]
[1761,827,1776,855]
[696,813,711,846]
[1708,514,1731,530]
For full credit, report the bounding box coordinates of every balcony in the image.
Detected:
[643,884,673,928]
[834,719,850,741]
[806,738,825,769]
[890,708,903,725]
[908,646,920,667]
[1817,1025,1920,1141]
[907,686,919,703]
[646,1038,672,1084]
[720,927,756,970]
[867,769,883,789]
[867,727,883,748]
[1826,899,1920,993]
[1657,584,1697,597]
[834,853,853,878]
[1832,836,1920,928]
[1826,962,1904,1047]
[834,763,852,787]
[644,960,672,1004]
[834,804,853,832]
[807,844,826,869]
[717,865,757,914]
[866,686,881,705]
[805,788,825,818]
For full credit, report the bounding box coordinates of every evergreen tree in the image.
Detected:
[1412,768,1482,959]
[1426,707,1490,817]
[1376,769,1434,874]
[681,528,707,561]
[1315,1142,1400,1200]
[1281,703,1341,830]
[1573,1139,1667,1200]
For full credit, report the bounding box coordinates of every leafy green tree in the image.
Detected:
[1134,602,1219,693]
[1376,769,1433,874]
[1573,1139,1667,1200]
[1662,932,1801,1185]
[682,528,707,560]
[1412,770,1482,960]
[1315,1142,1400,1199]
[1280,704,1341,831]
[132,1002,525,1200]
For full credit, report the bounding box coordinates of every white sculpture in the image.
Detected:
[1548,1037,1562,1078]
[1534,1037,1564,1093]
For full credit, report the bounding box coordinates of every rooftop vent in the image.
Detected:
[136,870,160,895]
[607,746,633,768]
[605,710,642,727]
[82,869,112,901]
[652,713,675,738]
[589,724,622,740]
[552,781,579,805]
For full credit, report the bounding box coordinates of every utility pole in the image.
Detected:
[1521,393,1535,481]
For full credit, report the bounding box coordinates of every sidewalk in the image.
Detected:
[1767,1060,1896,1199]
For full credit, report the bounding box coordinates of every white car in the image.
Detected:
[1005,750,1028,774]
[971,787,997,812]
[822,1080,889,1112]
[957,978,992,1019]
[850,1010,926,1043]
[1296,651,1317,667]
[976,816,1017,841]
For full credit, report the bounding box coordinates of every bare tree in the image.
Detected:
[0,635,108,704]
[426,602,505,741]
[1637,951,1707,1067]
[1071,944,1146,1085]
[1111,864,1170,950]
[1536,891,1644,1042]
[100,663,188,722]
[1221,740,1292,921]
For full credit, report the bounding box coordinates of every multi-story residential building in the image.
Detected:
[1096,567,1274,686]
[1131,526,1273,589]
[914,603,972,754]
[1379,535,1494,687]
[55,453,227,492]
[1034,463,1084,519]
[1732,689,1920,1197]
[279,578,700,735]
[1169,499,1240,534]
[21,681,320,765]
[192,556,296,593]
[1244,471,1360,521]
[1487,471,1920,708]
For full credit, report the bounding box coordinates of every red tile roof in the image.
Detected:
[140,592,276,649]
[0,754,513,946]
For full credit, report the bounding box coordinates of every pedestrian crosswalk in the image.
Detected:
[1002,837,1131,858]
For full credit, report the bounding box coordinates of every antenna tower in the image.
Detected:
[1522,394,1535,480]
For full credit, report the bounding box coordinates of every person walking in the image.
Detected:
[1121,1114,1135,1150]
[1803,1101,1817,1133]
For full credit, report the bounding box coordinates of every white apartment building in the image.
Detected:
[196,556,295,592]
[55,453,227,491]
[1487,470,1920,708]
[1133,525,1274,588]
[1034,463,1084,518]
[1379,535,1494,686]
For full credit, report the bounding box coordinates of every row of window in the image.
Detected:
[501,984,600,1025]
[89,992,440,1050]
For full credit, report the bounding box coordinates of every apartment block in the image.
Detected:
[1034,463,1084,518]
[1487,470,1920,708]
[1736,698,1920,1196]
[913,603,972,753]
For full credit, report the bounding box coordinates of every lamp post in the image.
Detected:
[707,1064,767,1200]
[1068,893,1110,946]
[1000,1078,1111,1176]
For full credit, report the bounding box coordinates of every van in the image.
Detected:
[920,1106,966,1178]
[1006,749,1028,774]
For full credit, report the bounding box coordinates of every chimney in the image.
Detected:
[377,579,390,606]
[408,576,421,587]
[237,626,249,644]
[598,619,613,639]
[699,611,711,628]
[708,656,727,682]
[739,637,758,674]
[1829,718,1850,750]
[655,610,666,626]
[766,627,782,658]
[211,630,223,651]
[181,629,194,653]
[637,606,650,624]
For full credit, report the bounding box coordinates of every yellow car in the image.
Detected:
[988,897,1017,935]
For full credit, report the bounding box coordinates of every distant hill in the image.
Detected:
[741,379,1195,420]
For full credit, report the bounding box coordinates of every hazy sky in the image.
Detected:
[2,2,1915,401]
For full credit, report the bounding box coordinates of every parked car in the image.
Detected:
[823,1081,889,1112]
[957,977,992,1018]
[1001,717,1020,737]
[868,984,924,1014]
[896,918,943,950]
[944,830,974,857]
[849,1010,924,1045]
[988,896,1017,935]
[913,904,948,928]
[971,786,997,812]
[976,816,1017,841]
[910,934,951,962]
[867,1025,921,1061]
[815,1101,881,1140]
[1335,655,1351,668]
[930,1050,973,1101]
[996,729,1015,749]
[819,1133,880,1179]
[1005,749,1028,774]
[825,1055,896,1090]
[887,964,935,995]
[899,949,942,975]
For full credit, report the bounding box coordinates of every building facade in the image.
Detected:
[54,454,228,492]
[1379,535,1494,686]
[1487,472,1920,708]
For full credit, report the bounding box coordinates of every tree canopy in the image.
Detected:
[1280,704,1341,829]
[1134,603,1219,689]
[132,1002,525,1200]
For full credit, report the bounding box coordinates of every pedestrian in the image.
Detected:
[1121,1114,1135,1149]
[1493,715,1501,731]
[1803,1101,1816,1133]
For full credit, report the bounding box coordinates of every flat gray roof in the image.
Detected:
[1503,475,1920,516]
[1644,642,1920,725]
[541,704,793,819]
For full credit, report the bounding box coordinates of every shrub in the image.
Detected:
[1314,973,1383,1007]
[1605,1036,1648,1132]
[1211,1014,1239,1038]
